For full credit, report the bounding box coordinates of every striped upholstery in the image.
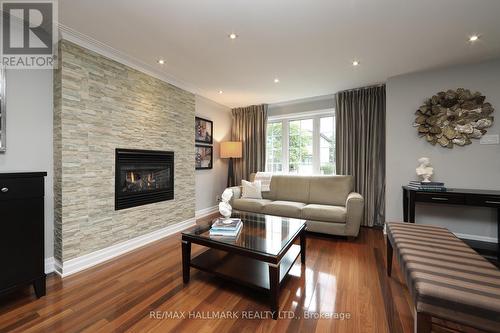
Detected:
[386,222,500,332]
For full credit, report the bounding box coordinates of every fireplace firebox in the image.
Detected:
[115,149,174,210]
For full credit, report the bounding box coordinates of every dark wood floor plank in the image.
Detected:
[374,244,405,333]
[2,219,479,333]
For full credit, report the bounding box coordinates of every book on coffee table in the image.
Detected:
[209,221,243,236]
[211,218,242,230]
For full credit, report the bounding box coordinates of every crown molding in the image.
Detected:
[57,23,208,99]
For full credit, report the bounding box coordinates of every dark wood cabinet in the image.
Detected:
[402,186,500,260]
[0,172,47,298]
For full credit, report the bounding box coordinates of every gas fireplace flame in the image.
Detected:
[130,172,135,183]
[122,169,168,194]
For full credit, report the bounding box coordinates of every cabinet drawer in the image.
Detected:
[0,177,44,201]
[415,192,465,205]
[466,195,500,208]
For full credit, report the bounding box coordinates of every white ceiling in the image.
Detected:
[59,0,500,108]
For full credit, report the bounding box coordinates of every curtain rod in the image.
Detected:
[337,83,385,94]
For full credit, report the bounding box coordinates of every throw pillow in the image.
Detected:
[241,180,262,199]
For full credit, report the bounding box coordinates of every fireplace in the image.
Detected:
[115,149,174,210]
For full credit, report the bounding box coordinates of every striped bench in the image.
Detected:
[386,222,500,333]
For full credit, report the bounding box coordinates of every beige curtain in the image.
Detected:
[231,104,268,184]
[336,85,386,227]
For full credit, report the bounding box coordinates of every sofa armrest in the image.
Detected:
[226,186,242,205]
[345,192,364,237]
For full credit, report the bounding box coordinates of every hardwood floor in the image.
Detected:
[0,216,484,333]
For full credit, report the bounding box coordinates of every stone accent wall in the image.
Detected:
[53,41,63,262]
[53,40,195,263]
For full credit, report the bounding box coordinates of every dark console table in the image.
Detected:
[402,186,500,259]
[0,172,47,298]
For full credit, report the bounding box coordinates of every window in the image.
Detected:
[266,111,335,175]
[319,116,335,175]
[266,122,282,172]
[288,119,313,174]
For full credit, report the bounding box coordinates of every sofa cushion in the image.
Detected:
[263,200,306,218]
[250,174,353,205]
[261,191,273,200]
[270,175,311,203]
[233,198,272,213]
[308,176,353,206]
[302,204,347,223]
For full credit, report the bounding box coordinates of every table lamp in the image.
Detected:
[220,141,242,187]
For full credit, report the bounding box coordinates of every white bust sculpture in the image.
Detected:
[416,157,434,183]
[218,188,233,220]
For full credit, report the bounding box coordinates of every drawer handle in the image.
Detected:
[485,201,500,204]
[431,197,448,201]
[1,187,8,193]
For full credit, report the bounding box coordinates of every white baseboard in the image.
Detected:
[453,232,498,243]
[54,259,63,276]
[45,257,55,274]
[195,205,219,218]
[56,217,196,277]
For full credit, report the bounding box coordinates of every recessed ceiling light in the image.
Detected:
[218,90,223,94]
[352,60,360,66]
[469,35,479,42]
[274,78,280,83]
[228,33,238,40]
[157,59,165,65]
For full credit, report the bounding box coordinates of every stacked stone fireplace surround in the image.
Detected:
[53,40,196,267]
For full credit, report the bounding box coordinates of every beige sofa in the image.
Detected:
[227,174,364,237]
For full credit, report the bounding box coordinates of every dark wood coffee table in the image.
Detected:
[181,211,306,319]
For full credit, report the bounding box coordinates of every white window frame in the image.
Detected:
[266,108,335,175]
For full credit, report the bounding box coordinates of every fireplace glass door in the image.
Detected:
[115,149,174,210]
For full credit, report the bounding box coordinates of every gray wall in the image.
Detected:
[195,95,232,212]
[386,58,500,241]
[268,94,335,117]
[0,69,54,259]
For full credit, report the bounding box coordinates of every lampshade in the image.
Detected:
[220,141,242,158]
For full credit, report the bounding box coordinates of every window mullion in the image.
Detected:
[332,114,336,175]
[283,119,289,173]
[312,116,320,174]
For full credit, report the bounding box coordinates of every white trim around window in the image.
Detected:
[267,108,335,122]
[266,108,335,175]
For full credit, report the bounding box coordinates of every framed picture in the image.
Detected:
[195,117,213,144]
[195,145,213,170]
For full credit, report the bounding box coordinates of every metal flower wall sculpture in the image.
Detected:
[414,88,494,148]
